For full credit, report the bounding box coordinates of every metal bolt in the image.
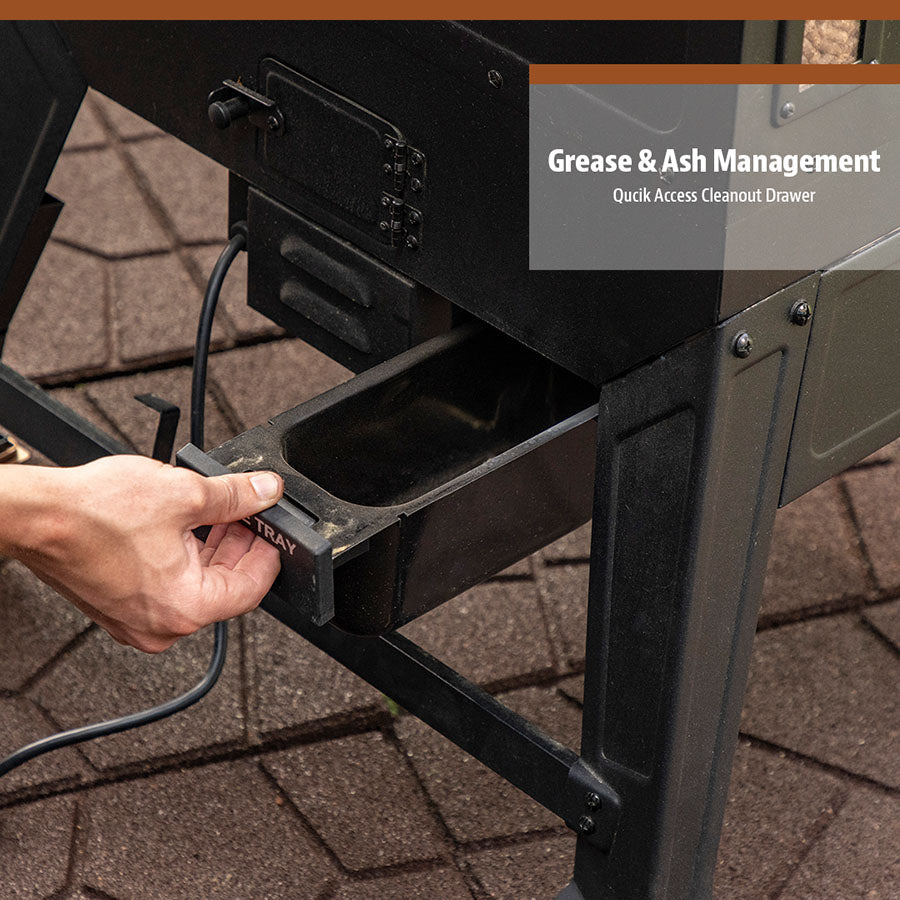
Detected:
[410,151,424,166]
[733,331,753,358]
[407,210,421,225]
[577,815,596,836]
[780,101,795,120]
[488,69,503,89]
[266,114,280,132]
[410,178,422,193]
[378,221,389,232]
[790,300,812,326]
[585,792,602,811]
[383,163,393,175]
[381,195,391,207]
[384,137,393,149]
[405,235,419,250]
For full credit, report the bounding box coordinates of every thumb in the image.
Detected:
[191,471,284,526]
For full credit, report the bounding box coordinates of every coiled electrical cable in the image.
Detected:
[0,230,246,778]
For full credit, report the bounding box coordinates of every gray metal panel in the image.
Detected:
[719,81,900,319]
[781,230,900,504]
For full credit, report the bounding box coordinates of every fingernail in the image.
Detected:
[250,472,280,501]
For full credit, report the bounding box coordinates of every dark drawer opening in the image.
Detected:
[281,329,597,507]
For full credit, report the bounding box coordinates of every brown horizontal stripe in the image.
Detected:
[530,64,900,84]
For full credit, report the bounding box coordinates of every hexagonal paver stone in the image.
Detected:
[741,615,899,788]
[79,760,335,899]
[0,561,90,692]
[842,463,900,591]
[714,740,846,899]
[777,785,900,899]
[0,795,76,899]
[0,695,89,795]
[3,243,111,380]
[244,609,382,739]
[493,555,535,578]
[395,685,582,843]
[208,339,351,432]
[84,366,235,458]
[850,436,898,468]
[864,599,900,651]
[535,562,589,668]
[126,137,228,244]
[29,625,244,770]
[540,523,592,563]
[464,832,575,900]
[335,867,473,899]
[47,148,171,257]
[760,479,871,620]
[264,730,448,871]
[555,676,585,708]
[90,90,163,141]
[111,253,227,364]
[63,95,107,151]
[399,580,555,689]
[187,246,282,340]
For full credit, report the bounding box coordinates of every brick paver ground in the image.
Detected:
[0,90,897,899]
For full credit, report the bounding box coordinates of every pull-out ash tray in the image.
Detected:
[179,324,598,634]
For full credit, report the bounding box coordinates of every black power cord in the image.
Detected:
[0,230,246,779]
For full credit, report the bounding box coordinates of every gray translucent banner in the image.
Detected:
[530,83,900,271]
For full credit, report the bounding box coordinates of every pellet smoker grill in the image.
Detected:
[1,20,899,899]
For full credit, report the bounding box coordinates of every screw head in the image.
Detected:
[266,114,280,132]
[577,815,596,836]
[780,101,795,120]
[407,210,421,225]
[410,151,424,166]
[378,220,389,232]
[410,178,422,193]
[585,792,602,811]
[381,195,391,207]
[790,300,811,326]
[383,163,393,175]
[405,235,419,250]
[733,331,753,358]
[488,69,503,89]
[384,137,393,149]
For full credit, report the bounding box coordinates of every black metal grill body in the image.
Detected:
[1,19,899,900]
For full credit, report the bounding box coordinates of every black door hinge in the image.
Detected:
[380,135,425,249]
[379,193,423,250]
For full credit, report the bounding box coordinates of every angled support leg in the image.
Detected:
[563,276,818,899]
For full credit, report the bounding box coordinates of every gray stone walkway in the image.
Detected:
[0,90,897,899]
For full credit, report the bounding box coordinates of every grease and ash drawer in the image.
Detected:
[184,324,598,634]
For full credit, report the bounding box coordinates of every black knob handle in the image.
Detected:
[208,96,250,129]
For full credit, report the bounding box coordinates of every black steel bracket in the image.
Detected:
[0,360,620,844]
[263,588,622,847]
[208,79,284,136]
[134,393,181,463]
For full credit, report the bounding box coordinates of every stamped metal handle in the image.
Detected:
[176,443,334,626]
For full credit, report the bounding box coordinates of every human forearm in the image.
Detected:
[0,463,67,560]
[1,456,283,652]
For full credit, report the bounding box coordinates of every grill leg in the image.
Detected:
[562,277,817,899]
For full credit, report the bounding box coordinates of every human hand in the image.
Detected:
[3,455,283,653]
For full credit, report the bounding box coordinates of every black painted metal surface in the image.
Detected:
[55,20,748,385]
[204,323,598,633]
